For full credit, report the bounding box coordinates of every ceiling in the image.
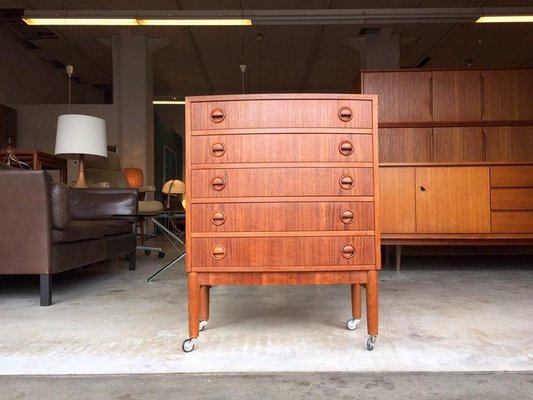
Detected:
[1,1,533,105]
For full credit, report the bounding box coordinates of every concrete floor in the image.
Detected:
[1,372,533,400]
[0,240,532,377]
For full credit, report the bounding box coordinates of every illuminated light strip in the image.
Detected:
[476,15,533,23]
[138,19,252,26]
[23,17,252,26]
[153,100,186,105]
[22,18,139,25]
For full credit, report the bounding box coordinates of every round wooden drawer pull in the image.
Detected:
[339,140,354,156]
[211,210,226,226]
[340,210,354,224]
[338,107,353,122]
[210,176,226,191]
[339,175,354,190]
[210,142,226,157]
[341,244,356,259]
[211,245,226,260]
[210,108,226,123]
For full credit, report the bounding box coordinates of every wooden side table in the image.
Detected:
[0,150,68,183]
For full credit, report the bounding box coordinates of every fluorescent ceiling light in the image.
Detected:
[22,7,533,26]
[138,19,252,26]
[476,15,533,23]
[153,100,186,105]
[23,18,139,25]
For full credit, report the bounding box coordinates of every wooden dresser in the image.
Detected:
[183,93,380,352]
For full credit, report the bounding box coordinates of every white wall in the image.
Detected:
[0,31,104,105]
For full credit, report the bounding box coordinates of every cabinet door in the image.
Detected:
[379,167,416,233]
[485,126,533,162]
[432,70,482,122]
[433,127,485,162]
[482,69,533,121]
[379,128,432,163]
[415,167,490,233]
[362,71,432,123]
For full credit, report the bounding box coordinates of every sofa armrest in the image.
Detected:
[138,185,156,193]
[70,188,138,221]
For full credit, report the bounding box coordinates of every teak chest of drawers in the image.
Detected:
[183,93,380,352]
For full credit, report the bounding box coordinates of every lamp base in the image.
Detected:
[74,154,89,188]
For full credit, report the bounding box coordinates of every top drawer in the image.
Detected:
[490,166,533,187]
[190,99,373,131]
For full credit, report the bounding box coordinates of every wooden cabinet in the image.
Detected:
[481,70,533,121]
[379,163,533,268]
[490,166,533,234]
[379,128,432,163]
[433,127,485,162]
[432,70,482,122]
[360,71,432,123]
[184,94,381,352]
[358,68,533,164]
[415,167,490,233]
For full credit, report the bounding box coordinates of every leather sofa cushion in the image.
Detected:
[50,183,71,229]
[52,221,103,244]
[98,219,134,236]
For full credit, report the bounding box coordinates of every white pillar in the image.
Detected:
[112,30,154,185]
[345,28,401,69]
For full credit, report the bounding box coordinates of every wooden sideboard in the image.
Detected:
[183,93,381,352]
[380,163,533,269]
[356,68,533,267]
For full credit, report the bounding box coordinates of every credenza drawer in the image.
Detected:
[190,236,376,270]
[190,133,373,164]
[491,188,533,210]
[490,166,533,187]
[190,201,375,232]
[191,167,374,198]
[491,211,533,233]
[190,99,373,131]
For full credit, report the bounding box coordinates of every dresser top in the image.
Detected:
[186,93,377,103]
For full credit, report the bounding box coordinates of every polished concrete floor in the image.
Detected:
[0,241,532,379]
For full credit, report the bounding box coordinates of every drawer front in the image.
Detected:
[491,188,533,210]
[491,211,533,233]
[191,133,373,164]
[190,236,375,269]
[190,99,373,131]
[191,168,374,198]
[190,201,375,232]
[490,166,533,187]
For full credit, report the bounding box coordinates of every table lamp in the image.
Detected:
[123,167,144,188]
[55,114,107,188]
[162,179,186,209]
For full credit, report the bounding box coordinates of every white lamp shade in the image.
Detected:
[55,114,107,157]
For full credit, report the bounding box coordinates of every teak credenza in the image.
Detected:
[183,93,381,352]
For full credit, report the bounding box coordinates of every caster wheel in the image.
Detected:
[144,250,151,255]
[346,318,360,331]
[182,339,195,353]
[367,336,377,351]
[199,320,208,332]
[158,252,165,259]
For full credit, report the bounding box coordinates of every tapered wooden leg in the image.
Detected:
[366,270,379,336]
[351,283,361,320]
[188,272,200,339]
[200,285,210,321]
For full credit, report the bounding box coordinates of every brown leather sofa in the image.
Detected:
[0,168,138,306]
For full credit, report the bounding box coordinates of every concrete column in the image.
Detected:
[112,30,154,185]
[345,28,401,69]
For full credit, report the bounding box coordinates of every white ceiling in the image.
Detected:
[1,1,533,112]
